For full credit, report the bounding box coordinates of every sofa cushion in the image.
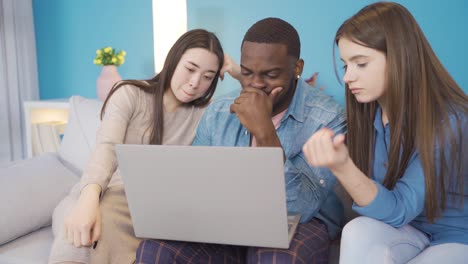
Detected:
[0,153,78,245]
[0,226,53,264]
[58,96,103,173]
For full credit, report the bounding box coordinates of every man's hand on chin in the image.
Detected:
[230,87,283,148]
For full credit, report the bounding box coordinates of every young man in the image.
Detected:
[136,18,346,263]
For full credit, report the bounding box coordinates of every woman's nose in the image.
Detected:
[343,68,355,84]
[189,74,201,88]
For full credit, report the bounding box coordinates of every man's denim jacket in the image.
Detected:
[193,79,347,239]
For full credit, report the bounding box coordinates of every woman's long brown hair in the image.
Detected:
[100,29,224,145]
[335,2,467,222]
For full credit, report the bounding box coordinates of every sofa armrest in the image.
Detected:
[0,153,79,245]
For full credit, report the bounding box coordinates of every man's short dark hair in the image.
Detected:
[242,17,300,59]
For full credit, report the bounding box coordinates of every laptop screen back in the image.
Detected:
[115,144,290,248]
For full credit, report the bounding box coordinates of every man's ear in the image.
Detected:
[295,59,304,77]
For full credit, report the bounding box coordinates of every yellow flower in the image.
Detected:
[94,46,126,66]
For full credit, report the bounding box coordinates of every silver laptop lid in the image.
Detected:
[115,144,290,248]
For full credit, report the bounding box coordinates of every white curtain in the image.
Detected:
[0,0,39,165]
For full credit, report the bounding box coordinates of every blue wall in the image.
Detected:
[33,0,154,99]
[35,0,468,103]
[188,0,468,104]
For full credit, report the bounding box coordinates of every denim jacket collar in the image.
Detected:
[282,78,309,124]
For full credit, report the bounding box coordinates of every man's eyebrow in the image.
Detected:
[187,61,217,74]
[240,65,251,71]
[240,64,282,73]
[340,55,369,62]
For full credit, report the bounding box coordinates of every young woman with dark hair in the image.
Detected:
[48,29,232,264]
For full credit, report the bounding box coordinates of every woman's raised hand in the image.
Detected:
[220,54,241,81]
[302,128,349,173]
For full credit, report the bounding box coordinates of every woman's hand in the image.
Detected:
[64,184,102,248]
[303,128,379,206]
[220,54,241,81]
[302,128,349,174]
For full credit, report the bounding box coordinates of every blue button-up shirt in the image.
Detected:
[353,106,468,245]
[193,79,347,239]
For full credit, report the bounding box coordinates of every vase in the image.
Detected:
[96,65,122,101]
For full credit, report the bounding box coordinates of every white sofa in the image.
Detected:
[0,95,353,264]
[0,96,103,264]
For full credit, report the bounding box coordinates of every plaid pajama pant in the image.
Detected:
[135,218,329,264]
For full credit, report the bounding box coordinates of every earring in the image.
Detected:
[296,74,301,80]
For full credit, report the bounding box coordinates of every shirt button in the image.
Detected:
[319,179,325,185]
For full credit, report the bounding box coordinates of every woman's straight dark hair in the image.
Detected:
[100,29,224,145]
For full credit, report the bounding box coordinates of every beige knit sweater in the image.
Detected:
[78,84,206,193]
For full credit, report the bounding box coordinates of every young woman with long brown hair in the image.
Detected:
[48,29,232,264]
[303,2,467,263]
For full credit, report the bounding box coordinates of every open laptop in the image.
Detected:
[115,144,300,249]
